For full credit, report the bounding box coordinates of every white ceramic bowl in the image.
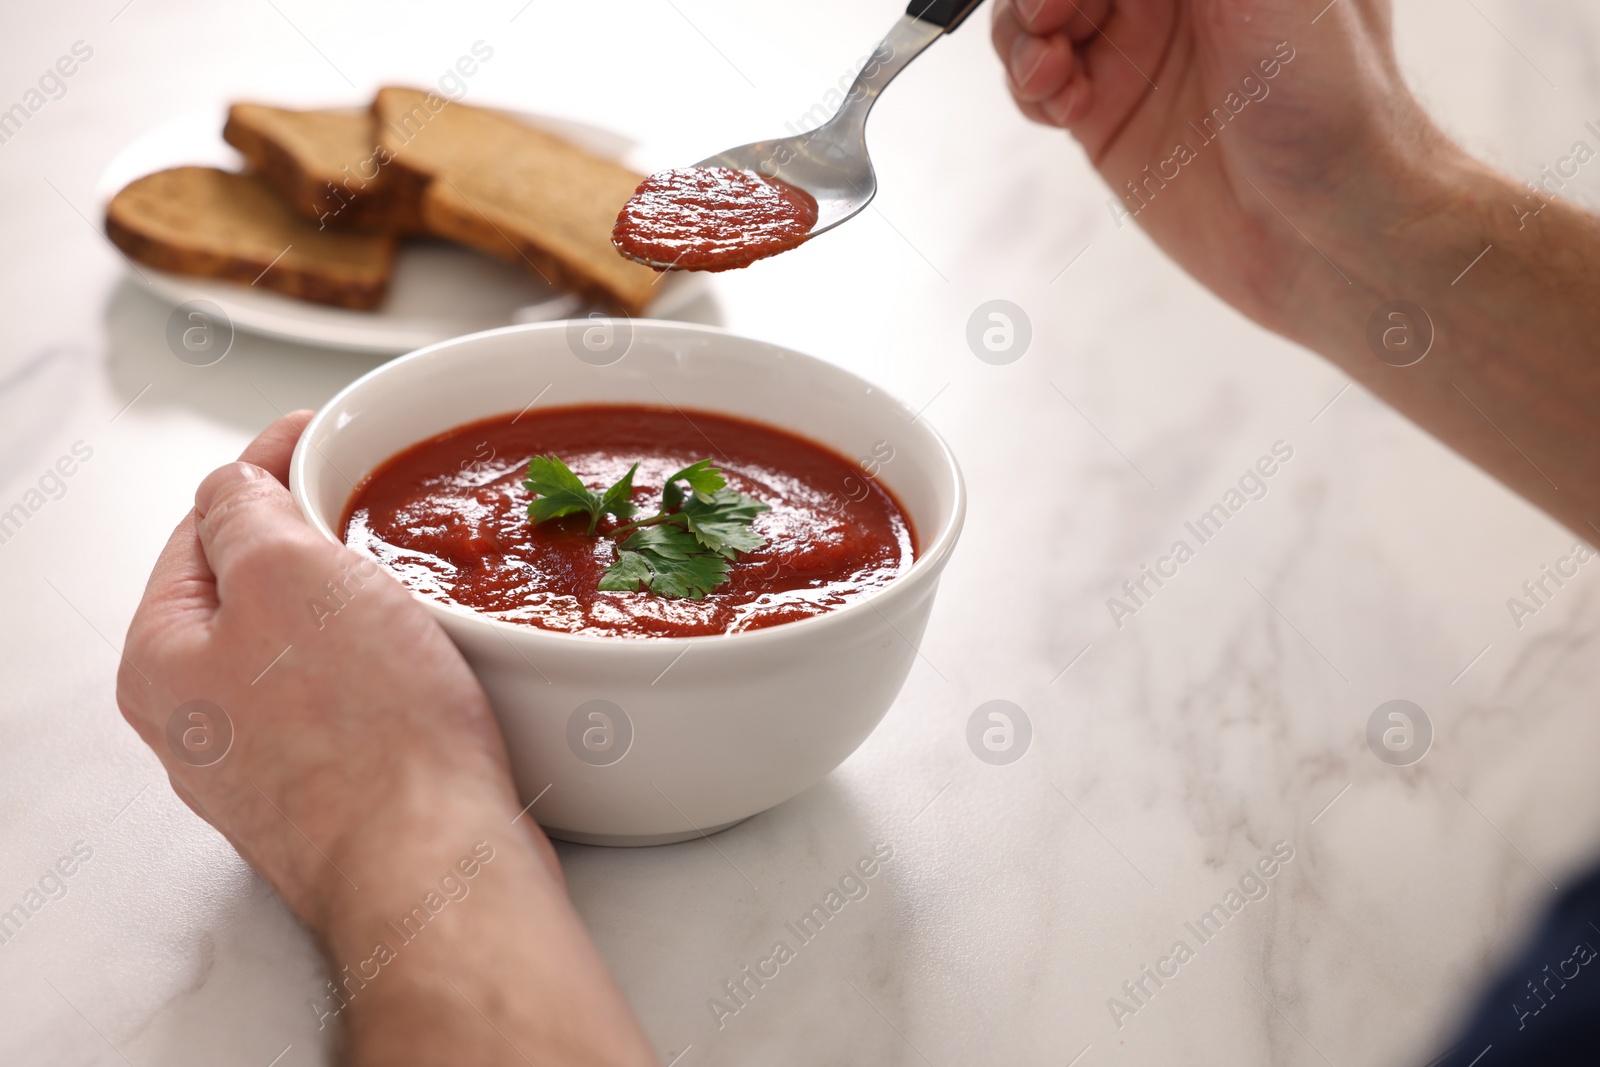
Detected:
[290,321,964,845]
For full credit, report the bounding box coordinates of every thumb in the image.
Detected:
[193,461,322,590]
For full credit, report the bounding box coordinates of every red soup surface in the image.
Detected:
[612,167,819,272]
[342,405,917,639]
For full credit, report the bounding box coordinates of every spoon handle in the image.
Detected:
[906,0,987,32]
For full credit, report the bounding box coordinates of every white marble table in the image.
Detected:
[4,1,1600,1064]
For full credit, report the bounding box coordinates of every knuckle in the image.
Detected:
[113,660,143,722]
[114,655,158,742]
[201,475,279,529]
[226,530,316,585]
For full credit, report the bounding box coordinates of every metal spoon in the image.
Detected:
[619,0,987,269]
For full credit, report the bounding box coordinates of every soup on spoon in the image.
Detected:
[611,167,819,272]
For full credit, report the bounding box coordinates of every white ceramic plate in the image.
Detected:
[94,107,705,354]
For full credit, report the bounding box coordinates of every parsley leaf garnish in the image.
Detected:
[523,455,638,533]
[679,489,769,557]
[523,455,768,599]
[600,524,733,599]
[660,459,724,510]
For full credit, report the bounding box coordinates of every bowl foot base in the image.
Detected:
[543,817,751,848]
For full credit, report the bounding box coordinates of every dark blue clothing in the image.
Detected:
[1440,864,1600,1065]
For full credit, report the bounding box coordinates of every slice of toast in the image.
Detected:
[105,166,397,310]
[373,87,659,316]
[223,103,423,233]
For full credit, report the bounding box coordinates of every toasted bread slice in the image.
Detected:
[371,87,486,185]
[373,87,658,316]
[224,103,423,233]
[105,166,397,310]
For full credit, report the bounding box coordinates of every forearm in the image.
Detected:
[311,794,657,1066]
[1275,135,1600,537]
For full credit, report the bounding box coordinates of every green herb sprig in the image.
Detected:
[523,456,769,599]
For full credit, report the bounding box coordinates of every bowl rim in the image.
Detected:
[290,319,967,650]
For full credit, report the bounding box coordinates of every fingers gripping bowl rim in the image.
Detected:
[289,320,965,845]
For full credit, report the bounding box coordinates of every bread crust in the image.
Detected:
[375,87,658,315]
[370,91,437,172]
[105,166,396,310]
[224,104,421,234]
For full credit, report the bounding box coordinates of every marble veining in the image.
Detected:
[3,2,1600,1065]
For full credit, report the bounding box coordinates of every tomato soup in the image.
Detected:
[342,406,916,639]
[612,167,819,272]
